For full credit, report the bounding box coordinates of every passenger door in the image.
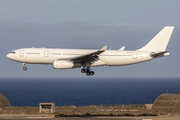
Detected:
[133,52,137,59]
[44,51,49,57]
[20,50,24,57]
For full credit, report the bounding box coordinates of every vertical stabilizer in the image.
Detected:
[137,26,174,52]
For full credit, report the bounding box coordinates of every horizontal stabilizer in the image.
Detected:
[150,51,170,58]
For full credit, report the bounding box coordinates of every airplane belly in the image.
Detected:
[43,57,54,64]
[23,55,44,64]
[99,53,152,66]
[101,56,134,66]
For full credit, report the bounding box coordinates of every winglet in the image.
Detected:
[100,45,108,51]
[119,46,125,50]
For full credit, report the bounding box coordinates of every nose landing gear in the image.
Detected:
[23,63,27,71]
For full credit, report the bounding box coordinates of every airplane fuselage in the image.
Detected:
[6,26,174,76]
[8,48,153,67]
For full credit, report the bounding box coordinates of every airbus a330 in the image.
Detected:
[7,26,174,76]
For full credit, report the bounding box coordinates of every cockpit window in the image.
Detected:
[11,52,15,54]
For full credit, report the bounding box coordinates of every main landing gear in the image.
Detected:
[81,67,94,76]
[23,63,27,71]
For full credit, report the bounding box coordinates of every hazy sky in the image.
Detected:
[0,0,180,78]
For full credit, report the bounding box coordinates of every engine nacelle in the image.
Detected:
[53,60,81,69]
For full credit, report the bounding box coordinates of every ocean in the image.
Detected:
[0,77,179,106]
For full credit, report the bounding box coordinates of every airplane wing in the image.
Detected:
[150,51,170,58]
[59,46,107,63]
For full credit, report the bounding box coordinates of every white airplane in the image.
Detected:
[7,26,174,76]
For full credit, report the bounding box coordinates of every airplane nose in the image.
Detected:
[6,54,11,59]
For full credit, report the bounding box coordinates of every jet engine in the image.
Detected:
[53,60,81,69]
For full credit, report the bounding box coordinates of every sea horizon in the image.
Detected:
[0,77,180,106]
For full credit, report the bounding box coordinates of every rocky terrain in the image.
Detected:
[1,93,180,116]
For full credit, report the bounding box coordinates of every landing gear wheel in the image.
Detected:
[23,63,27,71]
[81,66,95,76]
[81,69,86,73]
[86,72,90,76]
[90,71,94,76]
[23,67,27,71]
